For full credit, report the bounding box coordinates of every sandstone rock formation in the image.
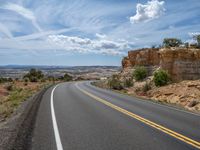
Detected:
[147,80,200,111]
[122,48,200,81]
[122,48,160,68]
[160,48,200,81]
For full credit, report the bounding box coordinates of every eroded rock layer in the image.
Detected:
[122,48,200,81]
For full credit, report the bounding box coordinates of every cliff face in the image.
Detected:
[122,48,160,68]
[122,48,200,81]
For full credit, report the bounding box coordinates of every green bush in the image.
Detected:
[23,68,44,82]
[0,77,13,83]
[163,38,182,47]
[153,69,170,86]
[124,78,133,87]
[63,73,73,81]
[29,77,38,82]
[133,66,147,81]
[108,75,123,90]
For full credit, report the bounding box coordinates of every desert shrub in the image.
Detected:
[124,78,133,87]
[47,76,55,82]
[108,75,123,90]
[23,77,29,82]
[163,38,182,47]
[0,77,7,83]
[63,73,73,81]
[153,69,170,86]
[23,68,44,82]
[29,77,38,82]
[41,78,46,82]
[6,84,13,91]
[142,82,151,92]
[133,66,147,81]
[8,78,13,82]
[0,77,13,83]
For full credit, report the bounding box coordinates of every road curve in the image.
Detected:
[31,81,200,150]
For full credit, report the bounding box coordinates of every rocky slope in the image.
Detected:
[120,47,200,112]
[147,80,200,111]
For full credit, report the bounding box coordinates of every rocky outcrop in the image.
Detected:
[122,48,160,68]
[122,48,200,81]
[147,80,200,111]
[160,48,200,81]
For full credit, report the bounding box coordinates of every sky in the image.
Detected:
[0,0,200,66]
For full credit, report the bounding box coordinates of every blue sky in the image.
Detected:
[0,0,200,66]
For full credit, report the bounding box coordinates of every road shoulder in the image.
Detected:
[0,85,52,150]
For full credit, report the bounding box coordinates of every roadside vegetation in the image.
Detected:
[108,75,123,90]
[133,66,147,81]
[93,36,200,112]
[104,66,170,92]
[0,68,74,120]
[153,69,170,87]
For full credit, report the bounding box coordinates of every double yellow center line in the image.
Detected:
[76,84,200,149]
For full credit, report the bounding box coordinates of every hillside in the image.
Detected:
[95,47,200,112]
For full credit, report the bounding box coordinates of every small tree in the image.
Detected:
[133,66,147,81]
[23,68,44,82]
[193,34,200,48]
[153,69,170,86]
[63,73,73,81]
[163,38,182,47]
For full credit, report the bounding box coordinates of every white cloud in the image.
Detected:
[47,34,131,55]
[0,23,13,38]
[130,0,165,24]
[96,33,107,39]
[14,28,74,41]
[0,34,131,56]
[1,3,42,32]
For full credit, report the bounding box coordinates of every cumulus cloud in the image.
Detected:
[49,35,91,45]
[47,34,132,55]
[130,0,165,24]
[1,3,42,32]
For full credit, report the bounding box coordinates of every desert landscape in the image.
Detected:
[95,38,200,112]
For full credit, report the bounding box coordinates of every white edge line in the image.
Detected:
[51,84,64,150]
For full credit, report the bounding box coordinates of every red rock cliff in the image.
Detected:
[122,48,200,81]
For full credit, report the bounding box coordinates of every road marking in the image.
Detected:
[76,83,200,149]
[51,84,64,150]
[86,82,200,117]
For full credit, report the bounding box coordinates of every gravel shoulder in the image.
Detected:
[0,85,52,150]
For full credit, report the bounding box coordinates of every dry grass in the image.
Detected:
[0,81,53,120]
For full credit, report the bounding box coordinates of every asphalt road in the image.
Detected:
[31,81,200,150]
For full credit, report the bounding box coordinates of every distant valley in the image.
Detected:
[0,65,121,80]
